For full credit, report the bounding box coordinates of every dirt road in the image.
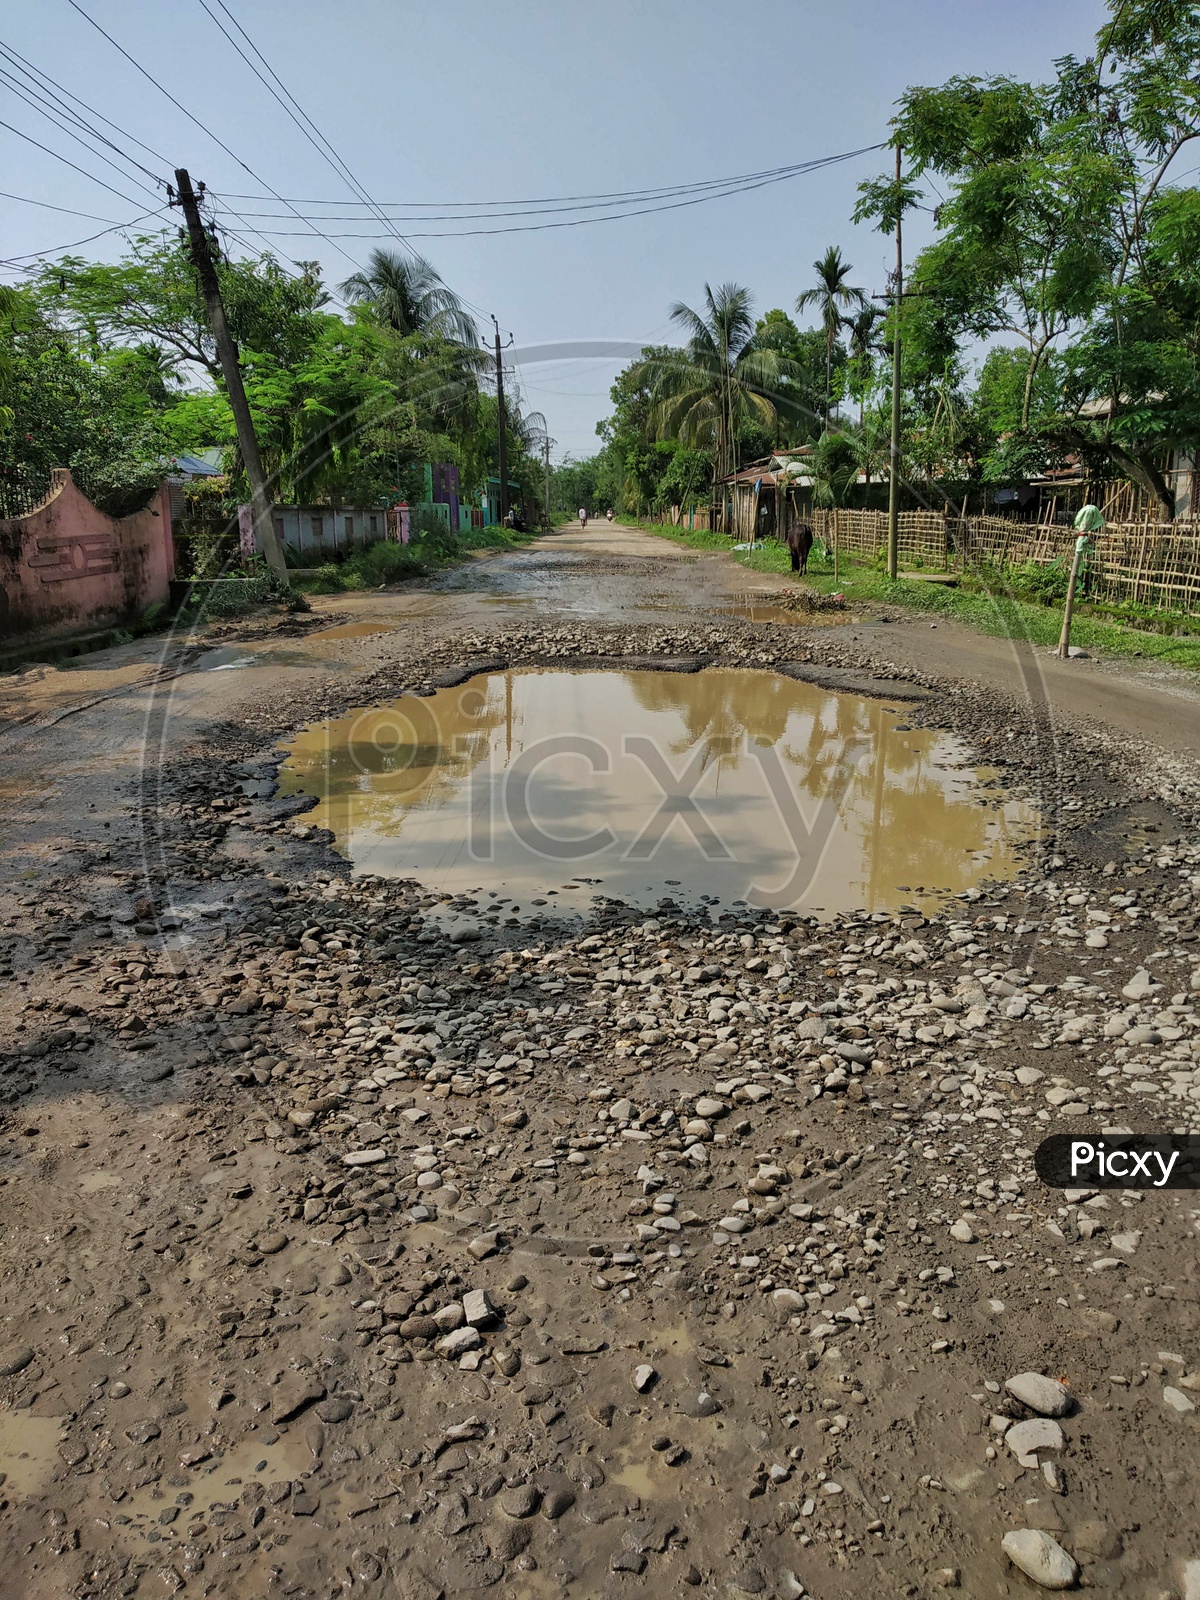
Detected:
[1,523,1199,1599]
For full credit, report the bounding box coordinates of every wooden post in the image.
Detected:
[1057,535,1090,659]
[833,516,840,585]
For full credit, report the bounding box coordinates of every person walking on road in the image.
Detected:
[579,506,588,528]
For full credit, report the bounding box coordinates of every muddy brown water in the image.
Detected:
[279,667,1037,919]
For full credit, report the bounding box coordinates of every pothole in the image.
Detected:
[277,666,1038,919]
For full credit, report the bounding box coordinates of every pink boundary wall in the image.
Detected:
[0,470,175,646]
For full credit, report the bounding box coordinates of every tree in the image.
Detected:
[844,305,887,425]
[32,233,328,385]
[640,284,795,525]
[795,247,867,427]
[340,249,478,346]
[750,309,828,441]
[854,0,1200,515]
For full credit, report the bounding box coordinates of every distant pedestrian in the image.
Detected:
[579,506,588,528]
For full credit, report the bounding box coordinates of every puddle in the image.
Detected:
[118,1429,312,1540]
[277,667,1038,919]
[79,1171,123,1193]
[0,1409,63,1498]
[719,601,831,626]
[308,621,393,641]
[611,1459,659,1498]
[717,591,848,627]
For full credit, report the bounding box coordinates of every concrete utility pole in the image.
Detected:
[491,315,509,524]
[542,435,554,527]
[886,144,903,583]
[171,168,288,586]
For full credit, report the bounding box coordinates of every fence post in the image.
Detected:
[1057,535,1091,659]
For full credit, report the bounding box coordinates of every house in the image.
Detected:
[717,449,815,541]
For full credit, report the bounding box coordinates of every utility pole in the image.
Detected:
[886,144,903,582]
[171,168,288,586]
[491,315,509,525]
[542,434,554,527]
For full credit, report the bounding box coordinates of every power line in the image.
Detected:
[0,204,171,266]
[0,36,173,170]
[225,148,883,240]
[0,114,161,209]
[61,0,362,273]
[195,0,413,259]
[0,65,165,203]
[215,148,887,212]
[0,189,120,223]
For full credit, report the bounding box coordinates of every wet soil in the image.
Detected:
[0,524,1199,1600]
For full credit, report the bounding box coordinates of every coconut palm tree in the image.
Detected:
[339,249,478,345]
[640,282,793,529]
[795,247,868,429]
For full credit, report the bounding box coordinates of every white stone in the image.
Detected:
[1005,1417,1064,1464]
[1004,1373,1071,1418]
[949,1220,976,1243]
[1121,968,1158,1001]
[632,1364,656,1392]
[1164,1386,1196,1413]
[1002,1530,1078,1589]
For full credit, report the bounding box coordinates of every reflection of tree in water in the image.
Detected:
[280,677,512,841]
[626,671,1034,909]
[626,668,811,769]
[277,668,1037,903]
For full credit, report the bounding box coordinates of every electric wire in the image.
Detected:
[61,0,365,273]
[227,147,881,240]
[0,114,162,209]
[0,189,121,223]
[0,66,166,204]
[0,203,171,266]
[0,36,173,170]
[215,148,888,213]
[195,0,414,259]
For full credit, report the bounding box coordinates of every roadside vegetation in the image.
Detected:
[641,522,1200,672]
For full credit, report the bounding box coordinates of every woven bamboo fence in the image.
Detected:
[811,508,1200,615]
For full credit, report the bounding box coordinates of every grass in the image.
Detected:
[291,523,537,595]
[641,522,1200,672]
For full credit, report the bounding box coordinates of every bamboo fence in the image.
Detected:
[810,508,1200,615]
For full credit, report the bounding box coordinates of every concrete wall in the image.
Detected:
[255,504,388,560]
[0,470,175,646]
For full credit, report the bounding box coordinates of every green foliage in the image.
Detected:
[0,288,167,516]
[853,1,1200,513]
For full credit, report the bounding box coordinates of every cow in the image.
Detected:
[786,520,814,575]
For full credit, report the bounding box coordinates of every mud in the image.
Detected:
[0,523,1198,1600]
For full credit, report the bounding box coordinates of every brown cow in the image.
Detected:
[786,520,814,574]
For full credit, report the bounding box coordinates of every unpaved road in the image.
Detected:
[1,523,1199,1600]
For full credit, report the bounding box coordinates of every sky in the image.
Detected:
[2,0,1109,460]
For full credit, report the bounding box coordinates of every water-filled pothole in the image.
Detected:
[278,667,1038,919]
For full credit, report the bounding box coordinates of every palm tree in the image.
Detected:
[795,247,867,429]
[340,249,478,345]
[844,305,886,426]
[640,282,791,529]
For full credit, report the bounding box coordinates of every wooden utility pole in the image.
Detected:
[171,169,288,586]
[542,434,553,527]
[886,144,903,583]
[491,315,509,524]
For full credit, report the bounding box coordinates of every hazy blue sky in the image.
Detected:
[3,0,1108,458]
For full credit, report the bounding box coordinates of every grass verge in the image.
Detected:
[641,522,1200,672]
